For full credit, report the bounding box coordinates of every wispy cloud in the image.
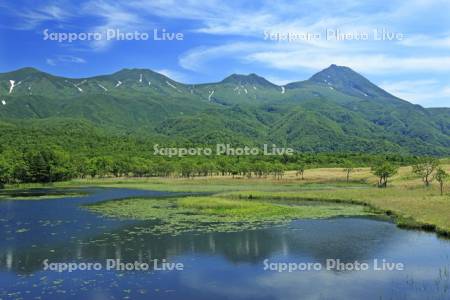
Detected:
[399,34,450,49]
[179,43,260,72]
[155,68,188,82]
[7,2,73,30]
[380,79,450,107]
[245,50,450,74]
[80,1,152,51]
[46,55,86,66]
[179,41,450,75]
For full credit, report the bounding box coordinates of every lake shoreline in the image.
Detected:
[2,165,449,238]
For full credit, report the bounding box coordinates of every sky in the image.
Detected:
[0,0,450,107]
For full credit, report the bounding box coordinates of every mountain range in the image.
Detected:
[0,64,449,155]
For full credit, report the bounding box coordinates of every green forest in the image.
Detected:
[0,118,419,187]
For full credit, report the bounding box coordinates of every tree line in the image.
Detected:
[1,147,447,194]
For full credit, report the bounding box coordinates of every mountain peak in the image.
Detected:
[110,68,177,83]
[2,67,44,76]
[309,64,394,99]
[310,64,357,79]
[114,68,157,76]
[221,73,276,87]
[0,67,56,81]
[15,67,42,74]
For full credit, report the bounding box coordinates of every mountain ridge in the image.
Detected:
[0,65,449,155]
[0,65,447,108]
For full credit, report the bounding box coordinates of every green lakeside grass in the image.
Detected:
[86,196,372,235]
[220,187,450,236]
[4,176,368,192]
[0,191,86,200]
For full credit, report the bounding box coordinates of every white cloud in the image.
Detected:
[399,34,450,49]
[129,0,227,21]
[179,43,260,72]
[46,55,86,66]
[264,76,297,86]
[246,50,450,74]
[155,69,188,82]
[8,3,73,30]
[380,79,450,107]
[179,41,450,74]
[81,1,153,51]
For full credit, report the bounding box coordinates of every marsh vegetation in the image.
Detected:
[86,196,371,235]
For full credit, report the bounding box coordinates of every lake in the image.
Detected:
[0,188,449,299]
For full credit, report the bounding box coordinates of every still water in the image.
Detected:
[0,188,449,300]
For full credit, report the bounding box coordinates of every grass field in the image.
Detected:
[0,190,86,200]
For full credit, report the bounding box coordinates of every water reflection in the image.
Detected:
[0,216,402,274]
[0,188,449,300]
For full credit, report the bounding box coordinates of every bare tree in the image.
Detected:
[343,162,354,183]
[296,163,306,180]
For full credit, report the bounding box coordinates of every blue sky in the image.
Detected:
[1,0,450,107]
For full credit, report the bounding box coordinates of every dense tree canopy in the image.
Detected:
[0,119,421,187]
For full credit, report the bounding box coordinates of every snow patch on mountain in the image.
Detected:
[73,80,86,92]
[98,84,108,92]
[208,90,215,101]
[115,81,122,88]
[281,86,285,94]
[166,81,180,92]
[9,80,17,94]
